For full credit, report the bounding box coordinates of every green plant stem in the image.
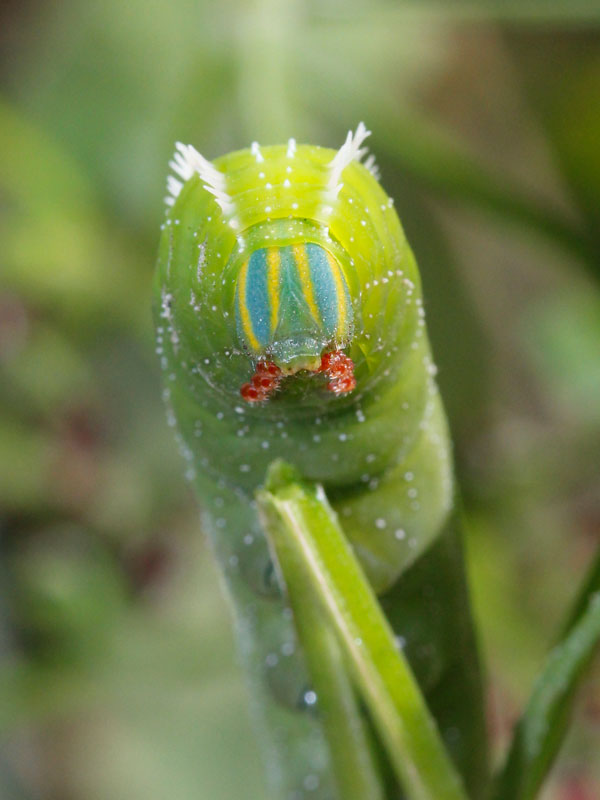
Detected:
[274,542,385,800]
[558,544,600,640]
[493,578,600,800]
[257,461,469,800]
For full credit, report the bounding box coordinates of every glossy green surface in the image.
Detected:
[155,144,453,589]
[154,139,487,798]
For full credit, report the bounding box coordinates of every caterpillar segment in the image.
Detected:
[154,124,488,799]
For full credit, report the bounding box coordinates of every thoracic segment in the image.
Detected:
[165,122,377,227]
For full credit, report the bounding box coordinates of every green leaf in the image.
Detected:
[493,566,600,800]
[559,547,600,640]
[257,460,469,800]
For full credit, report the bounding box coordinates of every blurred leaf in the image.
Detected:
[0,419,55,511]
[358,1,600,23]
[559,545,600,642]
[0,322,91,419]
[0,541,266,800]
[522,288,600,426]
[0,97,148,332]
[501,32,600,280]
[11,529,127,662]
[493,584,600,800]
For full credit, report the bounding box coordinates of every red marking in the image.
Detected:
[330,374,356,394]
[252,374,274,389]
[240,352,356,402]
[256,361,280,377]
[319,350,356,395]
[241,361,282,403]
[240,383,261,401]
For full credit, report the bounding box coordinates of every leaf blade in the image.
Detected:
[493,584,600,800]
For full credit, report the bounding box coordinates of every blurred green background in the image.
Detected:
[1,2,599,798]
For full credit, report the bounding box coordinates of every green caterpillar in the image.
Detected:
[154,124,487,799]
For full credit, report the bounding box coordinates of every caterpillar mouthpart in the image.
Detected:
[269,336,324,375]
[240,351,356,403]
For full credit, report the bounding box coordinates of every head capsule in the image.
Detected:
[228,220,357,402]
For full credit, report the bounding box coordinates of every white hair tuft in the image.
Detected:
[323,122,376,213]
[165,142,237,221]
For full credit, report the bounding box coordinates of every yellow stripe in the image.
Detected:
[327,251,347,339]
[237,259,260,352]
[266,248,281,334]
[293,244,321,323]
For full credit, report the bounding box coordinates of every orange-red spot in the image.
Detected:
[252,374,273,389]
[241,383,262,402]
[330,374,356,394]
[240,353,355,402]
[241,361,282,403]
[318,353,333,372]
[256,361,281,377]
[319,350,356,396]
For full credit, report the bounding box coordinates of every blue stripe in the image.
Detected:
[305,243,339,338]
[243,249,271,347]
[279,246,305,317]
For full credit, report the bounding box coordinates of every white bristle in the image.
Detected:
[323,122,373,213]
[165,141,237,222]
[251,141,264,163]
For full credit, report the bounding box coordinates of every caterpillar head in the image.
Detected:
[234,239,355,402]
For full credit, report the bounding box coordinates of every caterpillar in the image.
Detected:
[154,124,487,799]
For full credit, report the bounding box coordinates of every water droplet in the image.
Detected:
[303,774,319,791]
[303,690,317,706]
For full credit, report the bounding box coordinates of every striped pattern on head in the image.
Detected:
[235,243,353,370]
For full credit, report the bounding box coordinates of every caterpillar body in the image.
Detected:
[154,125,487,799]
